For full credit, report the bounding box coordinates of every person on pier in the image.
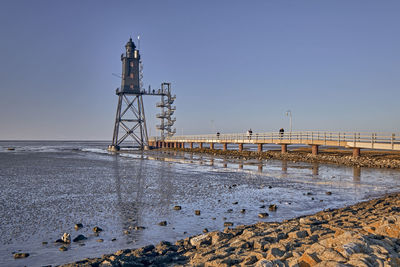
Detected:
[279,128,284,138]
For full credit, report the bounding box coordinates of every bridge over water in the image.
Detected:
[149,131,400,158]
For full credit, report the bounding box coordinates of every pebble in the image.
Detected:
[135,226,146,230]
[173,205,182,210]
[326,191,332,195]
[74,223,83,230]
[269,204,277,211]
[13,253,29,259]
[195,210,201,215]
[73,234,87,242]
[258,212,269,218]
[203,228,208,233]
[224,222,234,227]
[59,246,68,251]
[93,226,103,233]
[240,209,246,213]
[96,239,104,242]
[158,221,167,226]
[232,201,238,205]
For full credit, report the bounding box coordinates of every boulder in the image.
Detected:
[74,223,83,230]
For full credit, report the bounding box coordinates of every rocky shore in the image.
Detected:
[162,147,400,169]
[62,193,400,266]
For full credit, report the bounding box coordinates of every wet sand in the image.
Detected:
[61,192,400,266]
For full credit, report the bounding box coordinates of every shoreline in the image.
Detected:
[155,147,400,169]
[62,192,400,266]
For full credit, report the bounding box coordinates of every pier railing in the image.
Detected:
[150,131,400,151]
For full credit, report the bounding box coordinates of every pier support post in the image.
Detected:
[210,143,214,149]
[182,143,185,149]
[190,142,193,149]
[353,148,361,158]
[199,142,203,149]
[174,142,178,148]
[223,143,228,151]
[239,143,243,152]
[281,144,287,154]
[258,144,263,153]
[311,145,319,155]
[163,142,166,148]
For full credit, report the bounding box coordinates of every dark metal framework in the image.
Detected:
[111,93,148,150]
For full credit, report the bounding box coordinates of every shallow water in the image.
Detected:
[0,141,399,267]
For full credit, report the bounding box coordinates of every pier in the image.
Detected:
[149,131,400,158]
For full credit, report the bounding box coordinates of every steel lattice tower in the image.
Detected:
[109,38,148,151]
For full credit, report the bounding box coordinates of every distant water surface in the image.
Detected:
[0,141,399,267]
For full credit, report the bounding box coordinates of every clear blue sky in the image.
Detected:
[0,1,399,140]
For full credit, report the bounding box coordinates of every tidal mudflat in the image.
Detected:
[1,141,400,266]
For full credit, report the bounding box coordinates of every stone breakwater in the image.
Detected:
[163,147,400,169]
[63,193,400,266]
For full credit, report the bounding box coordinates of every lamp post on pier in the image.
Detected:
[286,110,292,133]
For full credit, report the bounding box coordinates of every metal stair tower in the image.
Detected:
[156,83,176,140]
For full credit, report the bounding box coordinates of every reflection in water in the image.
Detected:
[258,164,263,172]
[353,166,361,182]
[238,164,243,169]
[210,158,214,166]
[282,160,288,173]
[312,162,319,176]
[113,155,143,244]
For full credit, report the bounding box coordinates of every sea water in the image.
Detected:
[1,141,399,267]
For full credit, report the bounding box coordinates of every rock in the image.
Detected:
[123,230,130,235]
[73,234,87,242]
[224,222,234,227]
[326,191,332,195]
[93,226,103,233]
[158,221,167,226]
[59,246,68,251]
[195,210,201,215]
[61,233,71,243]
[269,204,277,211]
[298,252,321,266]
[232,201,238,205]
[241,209,246,213]
[173,205,182,210]
[190,234,211,247]
[260,205,266,208]
[135,226,146,230]
[203,228,208,233]
[227,209,233,213]
[96,239,104,242]
[7,148,15,151]
[111,238,117,241]
[13,253,29,259]
[258,213,269,218]
[74,223,83,230]
[42,241,48,245]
